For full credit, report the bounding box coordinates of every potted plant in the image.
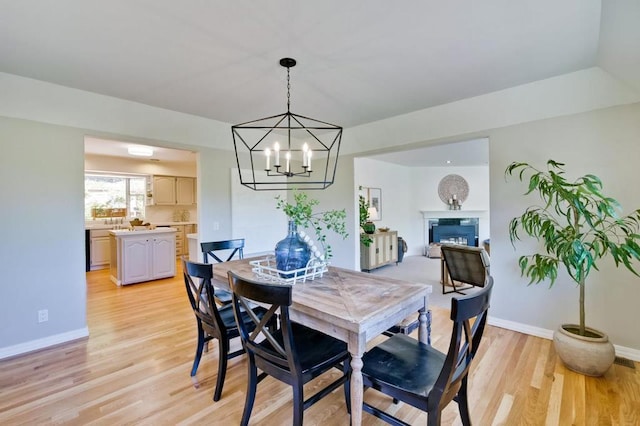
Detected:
[506,160,640,376]
[359,195,374,246]
[275,191,348,274]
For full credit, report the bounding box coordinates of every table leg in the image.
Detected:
[418,304,431,345]
[350,354,363,425]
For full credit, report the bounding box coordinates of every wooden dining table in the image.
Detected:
[210,258,432,426]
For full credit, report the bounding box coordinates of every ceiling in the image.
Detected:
[2,1,631,166]
[84,137,196,163]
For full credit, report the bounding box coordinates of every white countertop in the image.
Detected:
[110,228,177,236]
[153,221,198,226]
[86,221,197,230]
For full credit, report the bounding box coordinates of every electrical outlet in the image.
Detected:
[38,309,48,323]
[213,221,220,231]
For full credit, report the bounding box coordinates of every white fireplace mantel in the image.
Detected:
[420,210,487,218]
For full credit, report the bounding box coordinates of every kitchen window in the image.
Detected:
[85,174,147,220]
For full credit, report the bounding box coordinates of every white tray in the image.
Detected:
[249,255,328,285]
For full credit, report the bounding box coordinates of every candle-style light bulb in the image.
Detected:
[302,143,309,167]
[286,151,291,173]
[307,149,312,172]
[265,148,271,170]
[274,142,280,167]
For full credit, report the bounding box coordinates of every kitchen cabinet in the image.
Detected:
[151,175,195,205]
[90,229,111,270]
[174,223,197,257]
[110,229,176,285]
[174,225,185,256]
[176,177,196,205]
[360,230,398,272]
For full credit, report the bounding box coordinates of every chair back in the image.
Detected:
[432,277,493,411]
[201,239,245,263]
[441,244,490,287]
[182,258,226,339]
[227,271,301,379]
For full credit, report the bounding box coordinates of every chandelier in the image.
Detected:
[232,58,343,191]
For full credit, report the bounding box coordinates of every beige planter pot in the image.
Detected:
[553,324,615,376]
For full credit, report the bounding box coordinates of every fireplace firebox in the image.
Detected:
[429,218,479,247]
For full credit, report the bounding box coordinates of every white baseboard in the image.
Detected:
[0,327,89,360]
[488,316,554,340]
[488,316,640,362]
[612,346,640,362]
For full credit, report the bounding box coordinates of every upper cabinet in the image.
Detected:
[175,177,196,205]
[151,175,196,205]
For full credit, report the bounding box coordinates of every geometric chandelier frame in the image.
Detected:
[232,58,342,191]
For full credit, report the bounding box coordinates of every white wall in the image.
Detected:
[355,158,415,255]
[0,117,88,352]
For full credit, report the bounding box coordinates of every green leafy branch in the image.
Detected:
[276,191,348,259]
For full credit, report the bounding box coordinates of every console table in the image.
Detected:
[360,230,398,271]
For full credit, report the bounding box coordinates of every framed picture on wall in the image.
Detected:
[366,187,382,221]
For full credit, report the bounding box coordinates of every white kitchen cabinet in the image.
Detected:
[151,175,195,205]
[90,229,111,270]
[122,236,153,283]
[360,230,398,272]
[110,229,177,285]
[151,234,177,278]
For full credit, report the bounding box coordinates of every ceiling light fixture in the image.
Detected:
[128,146,154,157]
[231,58,343,191]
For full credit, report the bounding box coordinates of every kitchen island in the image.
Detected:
[109,228,177,285]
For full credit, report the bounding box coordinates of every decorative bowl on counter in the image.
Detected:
[130,219,144,226]
[378,227,390,232]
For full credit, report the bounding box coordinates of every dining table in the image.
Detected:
[210,258,432,426]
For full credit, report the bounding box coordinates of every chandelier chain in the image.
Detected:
[286,67,291,112]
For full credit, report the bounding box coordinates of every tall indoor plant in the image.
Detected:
[506,160,640,375]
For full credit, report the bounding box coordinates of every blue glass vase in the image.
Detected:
[275,220,311,278]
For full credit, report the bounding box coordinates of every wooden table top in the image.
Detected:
[211,258,432,337]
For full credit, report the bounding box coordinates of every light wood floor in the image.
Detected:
[1,262,638,425]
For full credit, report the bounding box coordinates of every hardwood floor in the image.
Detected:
[1,262,638,425]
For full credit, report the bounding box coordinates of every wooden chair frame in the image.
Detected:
[362,277,494,426]
[228,271,351,426]
[200,239,246,305]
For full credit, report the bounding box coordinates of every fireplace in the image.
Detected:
[428,218,479,247]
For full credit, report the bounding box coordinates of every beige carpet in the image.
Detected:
[368,254,481,309]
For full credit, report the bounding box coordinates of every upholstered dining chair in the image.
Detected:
[440,243,490,295]
[182,259,271,401]
[227,271,351,426]
[361,277,493,426]
[200,239,246,305]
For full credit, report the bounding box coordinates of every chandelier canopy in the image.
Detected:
[232,58,343,191]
